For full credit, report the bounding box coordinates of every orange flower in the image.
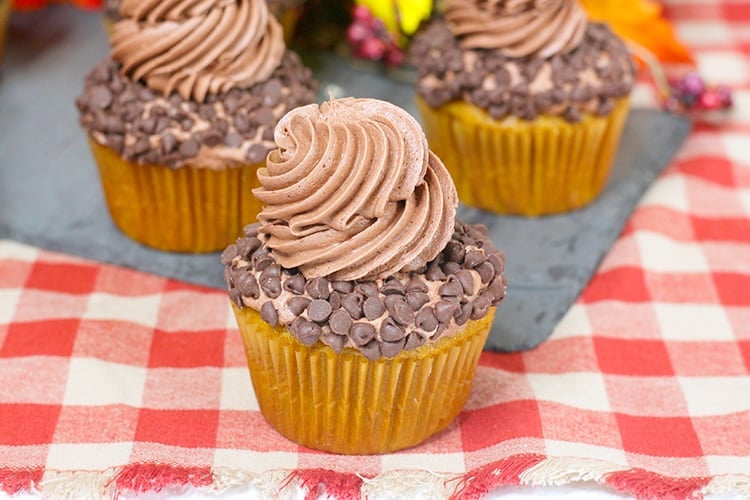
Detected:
[579,0,694,64]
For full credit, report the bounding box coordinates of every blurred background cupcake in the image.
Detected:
[410,0,635,216]
[103,0,306,43]
[224,97,507,454]
[0,0,9,66]
[77,0,317,252]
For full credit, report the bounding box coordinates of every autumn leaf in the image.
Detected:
[579,0,694,64]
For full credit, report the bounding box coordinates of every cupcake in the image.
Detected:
[103,0,305,43]
[77,0,317,252]
[222,97,507,454]
[410,0,635,216]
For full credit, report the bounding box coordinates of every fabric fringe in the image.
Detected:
[1,457,748,499]
[449,454,546,499]
[604,468,710,500]
[282,469,365,500]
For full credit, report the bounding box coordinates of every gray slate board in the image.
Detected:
[0,8,691,351]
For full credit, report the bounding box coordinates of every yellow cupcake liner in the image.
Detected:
[233,304,494,455]
[89,139,263,253]
[0,0,9,65]
[417,96,631,216]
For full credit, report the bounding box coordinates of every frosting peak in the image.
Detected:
[110,0,285,102]
[444,0,587,58]
[253,97,458,281]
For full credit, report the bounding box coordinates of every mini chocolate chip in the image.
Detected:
[434,299,459,324]
[404,333,426,351]
[234,114,250,133]
[329,291,341,310]
[363,296,385,320]
[405,291,430,311]
[350,323,376,347]
[488,253,504,274]
[236,273,259,298]
[90,85,113,109]
[202,129,223,147]
[471,294,493,320]
[181,118,194,131]
[296,320,321,346]
[244,223,260,237]
[255,256,275,272]
[426,261,446,281]
[308,299,332,323]
[329,309,353,335]
[283,274,306,295]
[306,277,329,300]
[260,301,279,327]
[380,318,405,342]
[287,296,310,316]
[355,282,378,298]
[107,134,124,153]
[255,108,275,126]
[247,144,267,163]
[439,276,463,298]
[488,276,507,304]
[381,338,406,358]
[228,286,242,307]
[236,237,261,259]
[476,261,495,284]
[380,279,405,295]
[260,264,280,280]
[455,269,475,294]
[405,276,428,293]
[387,298,414,326]
[341,292,364,320]
[442,261,461,276]
[178,139,200,158]
[220,244,238,265]
[415,307,439,332]
[444,241,465,263]
[225,131,244,148]
[161,133,177,154]
[138,117,157,134]
[331,281,353,293]
[433,324,447,341]
[464,250,486,269]
[321,331,346,353]
[360,339,381,361]
[260,275,281,299]
[455,302,472,326]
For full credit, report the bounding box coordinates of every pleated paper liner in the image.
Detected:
[417,97,631,216]
[89,139,263,253]
[0,0,9,64]
[233,304,495,455]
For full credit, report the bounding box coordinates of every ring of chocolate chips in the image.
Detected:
[410,21,634,122]
[77,52,317,168]
[223,220,506,360]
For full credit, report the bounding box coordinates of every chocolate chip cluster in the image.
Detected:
[409,21,634,122]
[223,220,506,360]
[77,52,317,168]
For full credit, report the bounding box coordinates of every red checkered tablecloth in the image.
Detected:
[2,1,749,498]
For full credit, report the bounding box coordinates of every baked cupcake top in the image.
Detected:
[410,0,635,122]
[223,97,506,359]
[78,0,316,168]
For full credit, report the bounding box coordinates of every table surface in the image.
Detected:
[0,1,749,500]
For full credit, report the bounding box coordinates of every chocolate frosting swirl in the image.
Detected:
[253,98,458,281]
[444,0,587,58]
[110,0,285,102]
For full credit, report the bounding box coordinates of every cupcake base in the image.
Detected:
[89,139,263,253]
[233,304,494,455]
[417,97,631,216]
